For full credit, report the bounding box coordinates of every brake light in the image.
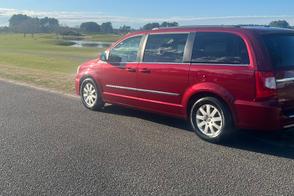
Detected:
[255,71,277,100]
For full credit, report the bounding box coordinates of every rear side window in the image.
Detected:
[143,34,188,63]
[263,34,294,70]
[191,32,250,65]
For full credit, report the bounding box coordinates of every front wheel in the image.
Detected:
[80,78,104,111]
[190,97,233,143]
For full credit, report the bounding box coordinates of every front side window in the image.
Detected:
[109,36,142,63]
[191,32,250,65]
[143,34,188,63]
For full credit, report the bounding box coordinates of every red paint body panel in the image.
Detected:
[75,27,294,131]
[101,62,138,98]
[103,92,185,118]
[234,100,282,130]
[136,63,190,104]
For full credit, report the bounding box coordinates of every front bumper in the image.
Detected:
[75,76,80,96]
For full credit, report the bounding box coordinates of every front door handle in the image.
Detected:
[126,67,137,72]
[139,68,151,73]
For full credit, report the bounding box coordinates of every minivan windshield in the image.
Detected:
[263,34,294,70]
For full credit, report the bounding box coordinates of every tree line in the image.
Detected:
[7,14,116,37]
[3,14,180,37]
[1,14,293,37]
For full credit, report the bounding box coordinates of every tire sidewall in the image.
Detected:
[80,78,103,110]
[190,97,231,143]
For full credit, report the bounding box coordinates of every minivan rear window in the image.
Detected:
[263,34,294,70]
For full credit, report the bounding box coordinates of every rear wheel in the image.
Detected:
[190,97,233,143]
[80,78,104,111]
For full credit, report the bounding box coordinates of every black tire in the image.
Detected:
[189,97,233,143]
[80,78,104,111]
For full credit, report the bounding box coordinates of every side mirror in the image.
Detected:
[100,51,109,62]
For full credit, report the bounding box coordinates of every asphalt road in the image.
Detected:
[1,80,294,195]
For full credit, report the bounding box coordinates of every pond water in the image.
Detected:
[63,40,112,48]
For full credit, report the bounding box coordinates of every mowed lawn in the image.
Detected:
[0,34,120,94]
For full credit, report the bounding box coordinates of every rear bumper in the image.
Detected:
[282,111,294,129]
[234,100,294,131]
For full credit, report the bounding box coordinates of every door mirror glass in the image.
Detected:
[100,51,109,62]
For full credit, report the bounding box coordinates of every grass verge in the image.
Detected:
[0,33,119,94]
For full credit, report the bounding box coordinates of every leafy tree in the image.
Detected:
[9,14,30,31]
[269,20,290,28]
[80,22,100,33]
[19,18,41,37]
[142,23,160,30]
[0,26,11,33]
[160,22,179,28]
[101,22,113,33]
[40,17,59,33]
[9,14,60,35]
[119,25,132,34]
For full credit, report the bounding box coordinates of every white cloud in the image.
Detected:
[1,7,294,27]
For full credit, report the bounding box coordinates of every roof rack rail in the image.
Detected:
[152,25,241,30]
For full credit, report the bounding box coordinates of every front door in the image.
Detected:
[101,35,144,105]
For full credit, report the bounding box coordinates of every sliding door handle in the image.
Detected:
[139,68,151,73]
[126,67,137,72]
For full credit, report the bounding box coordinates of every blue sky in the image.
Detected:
[0,0,293,28]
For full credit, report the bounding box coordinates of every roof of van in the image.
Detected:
[129,25,294,35]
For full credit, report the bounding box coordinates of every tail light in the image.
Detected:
[255,71,277,100]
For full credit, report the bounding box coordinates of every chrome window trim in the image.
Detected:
[108,62,249,66]
[110,62,138,64]
[276,77,294,83]
[289,115,294,118]
[139,34,149,62]
[140,62,188,65]
[191,63,249,66]
[284,124,294,129]
[106,85,180,96]
[148,32,190,35]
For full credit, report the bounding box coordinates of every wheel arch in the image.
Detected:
[79,74,102,93]
[182,83,237,125]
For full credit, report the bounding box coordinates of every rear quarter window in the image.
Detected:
[191,32,250,65]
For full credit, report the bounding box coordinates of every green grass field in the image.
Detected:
[0,33,120,94]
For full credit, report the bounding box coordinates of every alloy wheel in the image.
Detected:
[82,83,97,108]
[195,104,223,138]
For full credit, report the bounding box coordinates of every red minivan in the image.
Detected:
[75,26,294,142]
